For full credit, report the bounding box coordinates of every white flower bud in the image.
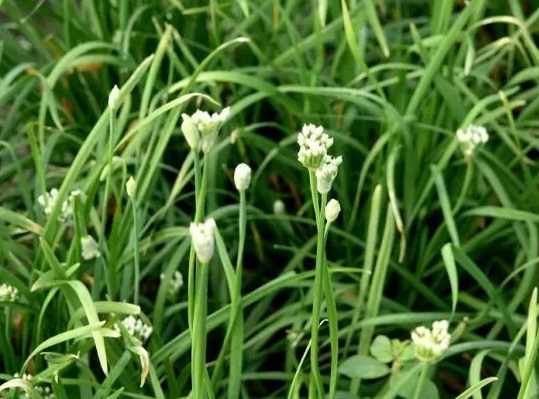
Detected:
[126,176,136,199]
[234,163,251,191]
[325,199,341,223]
[189,218,216,263]
[108,85,121,110]
[273,199,286,215]
[181,113,200,150]
[81,235,101,260]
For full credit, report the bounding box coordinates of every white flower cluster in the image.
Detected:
[13,373,55,399]
[181,107,230,154]
[297,124,342,194]
[411,320,451,363]
[37,188,85,223]
[0,283,18,302]
[456,125,489,157]
[81,235,101,260]
[160,270,184,300]
[114,315,153,344]
[190,218,216,264]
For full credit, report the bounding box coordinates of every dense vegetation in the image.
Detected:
[1,1,539,398]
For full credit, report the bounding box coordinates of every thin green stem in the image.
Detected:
[452,160,474,214]
[190,151,211,399]
[131,196,140,304]
[103,106,116,297]
[188,152,205,330]
[412,363,430,399]
[228,189,247,399]
[193,261,209,399]
[308,170,325,399]
[323,222,338,399]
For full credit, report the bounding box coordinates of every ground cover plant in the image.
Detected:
[1,0,539,398]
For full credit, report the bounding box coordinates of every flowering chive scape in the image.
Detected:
[81,235,101,260]
[181,107,230,153]
[234,163,252,191]
[114,315,153,344]
[189,218,217,263]
[456,125,489,157]
[411,320,451,363]
[0,283,19,302]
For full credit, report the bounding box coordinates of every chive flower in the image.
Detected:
[411,320,451,363]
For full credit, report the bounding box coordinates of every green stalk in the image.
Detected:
[103,102,116,297]
[228,189,247,399]
[187,152,202,331]
[308,170,326,399]
[193,260,209,399]
[131,194,140,305]
[322,223,338,399]
[412,363,430,399]
[189,151,210,399]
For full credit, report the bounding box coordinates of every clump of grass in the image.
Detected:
[1,1,539,399]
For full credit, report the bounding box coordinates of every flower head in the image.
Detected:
[114,315,153,344]
[37,188,85,224]
[189,218,217,263]
[316,155,342,194]
[160,271,184,300]
[411,320,451,363]
[81,235,101,260]
[297,124,334,170]
[456,125,488,158]
[234,163,252,191]
[181,107,230,154]
[0,283,19,302]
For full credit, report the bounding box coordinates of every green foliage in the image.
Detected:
[1,0,539,398]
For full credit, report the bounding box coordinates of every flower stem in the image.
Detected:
[323,223,338,399]
[228,190,246,399]
[412,363,430,399]
[131,196,140,304]
[189,152,210,399]
[103,105,116,297]
[308,170,325,399]
[192,261,209,399]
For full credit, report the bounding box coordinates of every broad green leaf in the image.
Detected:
[338,355,390,379]
[370,335,393,363]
